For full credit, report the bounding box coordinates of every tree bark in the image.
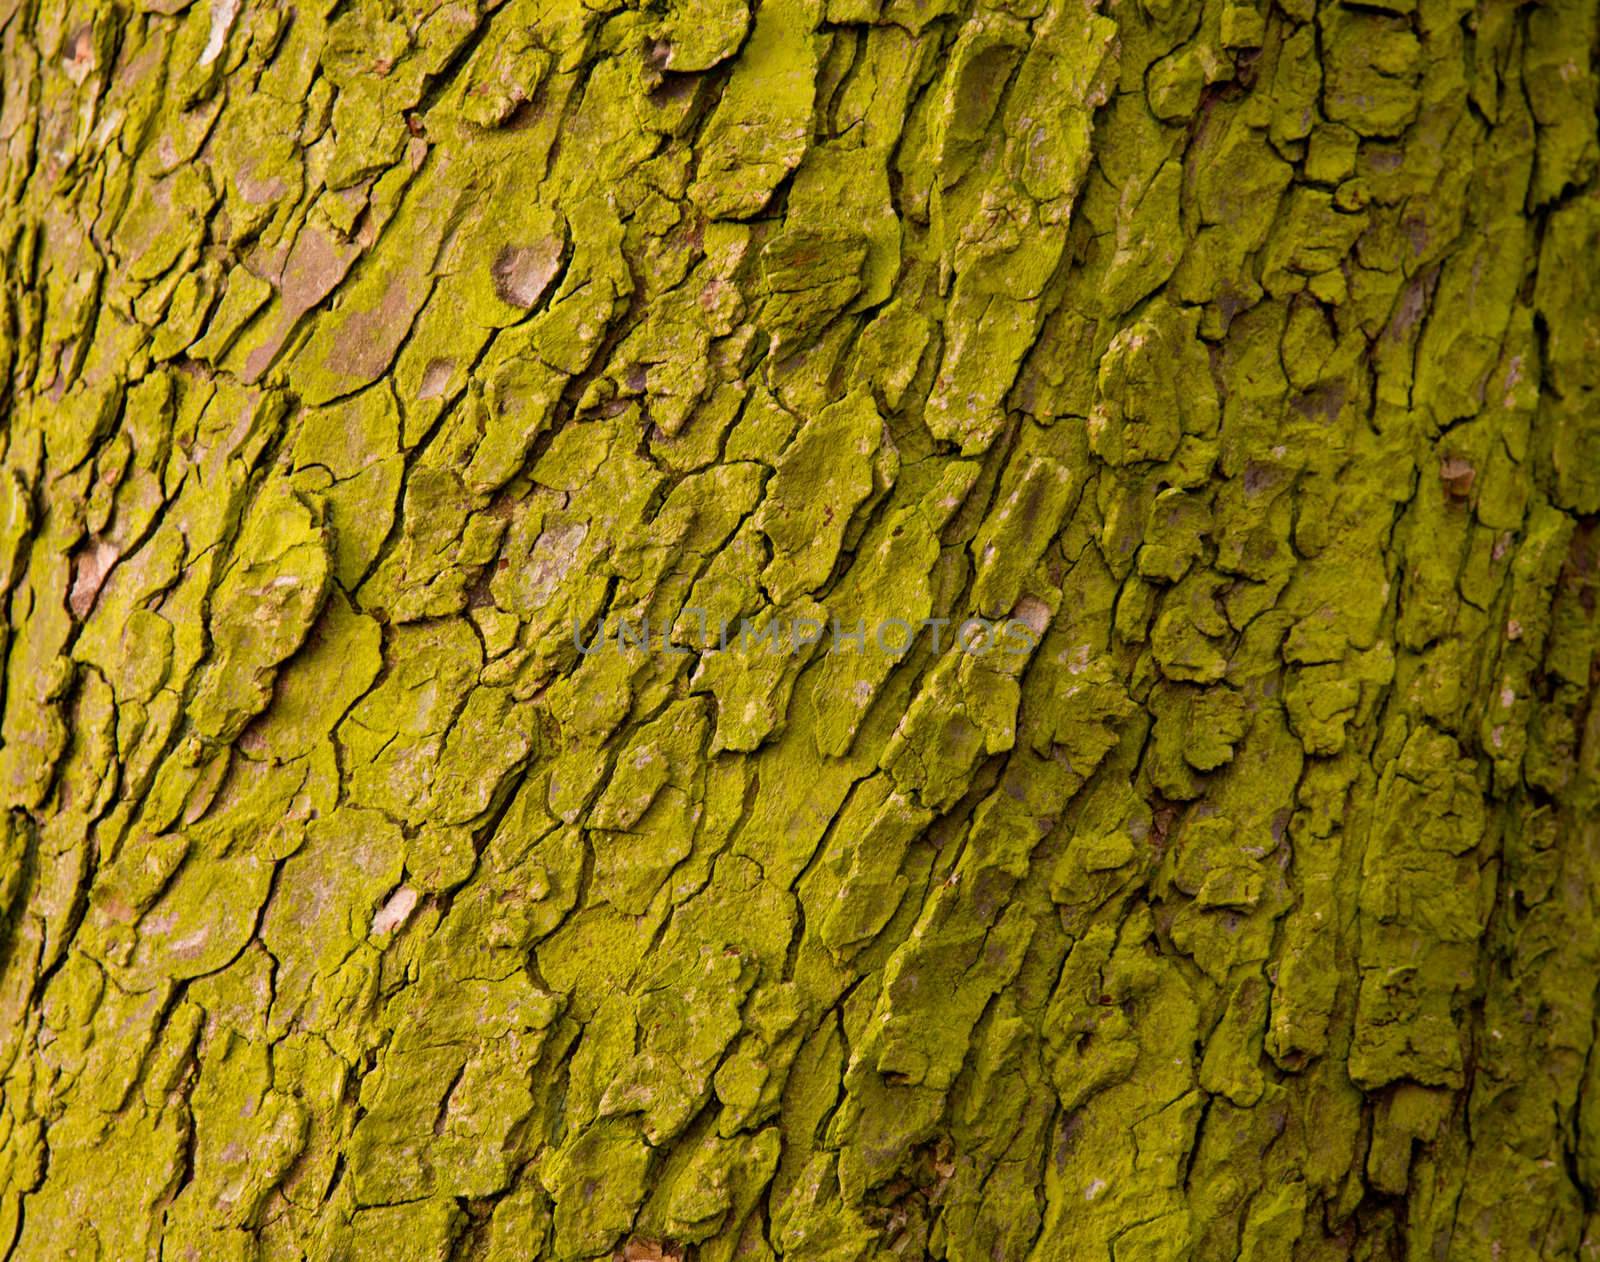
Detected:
[0,0,1597,1256]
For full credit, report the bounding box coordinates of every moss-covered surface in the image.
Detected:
[0,0,1596,1255]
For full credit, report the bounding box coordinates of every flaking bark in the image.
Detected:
[0,0,1596,1256]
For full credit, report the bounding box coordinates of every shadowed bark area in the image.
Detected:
[0,0,1597,1255]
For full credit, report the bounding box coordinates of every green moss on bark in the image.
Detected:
[0,0,1596,1256]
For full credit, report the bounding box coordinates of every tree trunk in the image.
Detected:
[0,0,1596,1255]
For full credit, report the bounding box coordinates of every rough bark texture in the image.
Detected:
[0,0,1598,1256]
